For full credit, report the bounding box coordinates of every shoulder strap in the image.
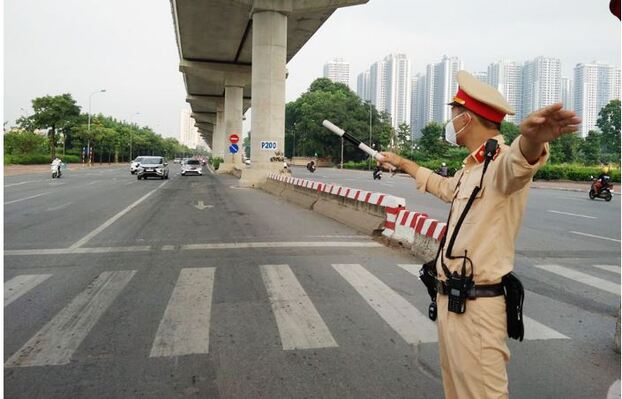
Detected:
[444,138,499,263]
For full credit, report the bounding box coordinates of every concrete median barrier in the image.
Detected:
[264,173,405,236]
[262,173,449,258]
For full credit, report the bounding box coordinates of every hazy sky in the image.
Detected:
[4,0,620,141]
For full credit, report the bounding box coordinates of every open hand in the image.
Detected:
[520,103,582,144]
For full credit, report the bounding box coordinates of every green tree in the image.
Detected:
[284,78,394,162]
[500,121,520,145]
[396,122,412,155]
[596,99,621,157]
[418,122,447,158]
[3,130,47,155]
[17,94,81,160]
[550,132,581,163]
[579,130,601,165]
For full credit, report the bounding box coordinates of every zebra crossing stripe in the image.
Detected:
[260,264,338,350]
[593,265,621,275]
[4,274,52,307]
[533,264,621,296]
[523,317,569,340]
[5,270,136,367]
[397,264,568,340]
[333,263,437,344]
[150,268,216,357]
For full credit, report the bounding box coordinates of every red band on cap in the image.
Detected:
[454,88,506,123]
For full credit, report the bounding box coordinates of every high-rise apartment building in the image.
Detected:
[472,71,489,84]
[323,58,350,87]
[522,57,562,120]
[356,70,371,102]
[180,109,201,149]
[487,60,523,123]
[561,77,574,111]
[432,56,463,123]
[369,59,389,114]
[574,62,621,137]
[410,73,426,139]
[385,54,412,129]
[360,54,412,129]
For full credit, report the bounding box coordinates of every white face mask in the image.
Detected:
[444,112,470,146]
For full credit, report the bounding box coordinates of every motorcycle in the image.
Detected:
[51,163,62,179]
[589,175,613,201]
[373,168,382,180]
[306,161,316,173]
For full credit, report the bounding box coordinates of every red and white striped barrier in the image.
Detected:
[391,209,447,244]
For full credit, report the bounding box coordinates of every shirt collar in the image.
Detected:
[464,134,505,165]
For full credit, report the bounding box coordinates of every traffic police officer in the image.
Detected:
[379,71,581,399]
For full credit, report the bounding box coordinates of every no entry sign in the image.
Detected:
[229,134,240,144]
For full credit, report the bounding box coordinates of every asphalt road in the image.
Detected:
[4,164,620,398]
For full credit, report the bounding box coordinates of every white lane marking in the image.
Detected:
[124,181,134,186]
[194,201,213,210]
[69,182,167,249]
[229,185,249,190]
[523,317,569,340]
[161,245,175,251]
[397,264,423,277]
[85,181,100,186]
[333,263,437,344]
[309,235,368,239]
[5,246,151,256]
[46,202,72,212]
[4,192,51,205]
[4,180,38,188]
[150,268,216,357]
[397,264,568,340]
[5,270,135,367]
[607,380,621,399]
[533,264,621,295]
[593,265,621,274]
[181,241,381,250]
[4,242,380,256]
[260,264,338,350]
[47,182,65,186]
[569,231,621,243]
[4,274,52,307]
[547,210,596,219]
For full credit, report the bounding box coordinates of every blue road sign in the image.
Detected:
[229,144,239,154]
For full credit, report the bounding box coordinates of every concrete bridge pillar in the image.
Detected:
[213,106,225,160]
[220,84,244,172]
[240,8,288,186]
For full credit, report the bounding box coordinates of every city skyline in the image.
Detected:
[349,53,621,139]
[4,0,620,144]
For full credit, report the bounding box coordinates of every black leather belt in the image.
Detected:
[436,280,504,299]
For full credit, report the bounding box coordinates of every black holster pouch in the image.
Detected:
[502,272,525,341]
[419,261,438,321]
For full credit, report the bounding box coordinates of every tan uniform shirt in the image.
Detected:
[415,135,549,284]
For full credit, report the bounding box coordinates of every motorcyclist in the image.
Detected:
[437,162,448,177]
[373,165,382,180]
[51,157,62,174]
[593,166,611,194]
[306,160,316,172]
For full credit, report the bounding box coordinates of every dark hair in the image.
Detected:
[453,105,501,130]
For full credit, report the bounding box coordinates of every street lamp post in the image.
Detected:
[87,89,106,166]
[368,102,373,170]
[129,112,140,161]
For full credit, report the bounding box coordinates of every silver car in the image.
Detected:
[137,156,169,180]
[181,159,203,176]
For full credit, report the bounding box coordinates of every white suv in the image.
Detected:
[137,156,169,180]
[130,157,145,174]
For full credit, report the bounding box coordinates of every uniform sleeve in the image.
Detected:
[493,136,549,195]
[415,166,460,203]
